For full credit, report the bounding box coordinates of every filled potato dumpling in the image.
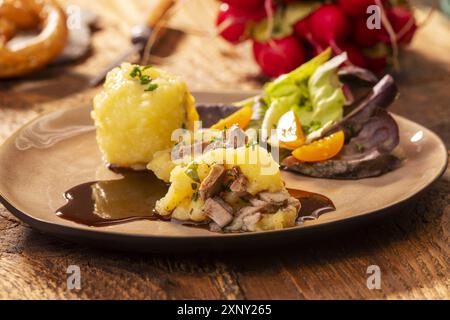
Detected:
[155,141,301,232]
[92,63,198,169]
[147,127,223,183]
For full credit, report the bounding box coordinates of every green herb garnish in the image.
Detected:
[355,143,365,153]
[222,179,233,192]
[345,124,355,137]
[246,140,258,150]
[302,125,311,135]
[185,163,200,183]
[145,83,158,92]
[129,66,142,78]
[139,75,151,85]
[310,120,322,132]
[191,183,198,190]
[210,136,219,144]
[302,120,322,135]
[129,66,158,92]
[239,196,250,203]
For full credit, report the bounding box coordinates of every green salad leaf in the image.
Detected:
[294,52,347,130]
[264,48,332,97]
[252,2,321,42]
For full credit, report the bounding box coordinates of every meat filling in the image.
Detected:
[199,166,301,232]
[224,126,248,149]
[204,197,233,228]
[229,167,248,194]
[199,164,226,200]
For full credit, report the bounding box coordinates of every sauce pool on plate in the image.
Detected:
[56,172,336,229]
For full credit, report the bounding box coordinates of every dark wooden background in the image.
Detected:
[0,0,448,299]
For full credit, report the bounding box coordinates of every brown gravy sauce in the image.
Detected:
[56,172,335,229]
[287,189,336,222]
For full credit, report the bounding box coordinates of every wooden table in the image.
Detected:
[0,0,449,299]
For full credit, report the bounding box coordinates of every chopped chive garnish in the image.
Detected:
[185,163,200,183]
[140,75,151,85]
[355,143,365,153]
[129,66,142,78]
[145,83,158,92]
[129,66,158,92]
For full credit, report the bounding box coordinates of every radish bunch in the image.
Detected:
[216,0,417,77]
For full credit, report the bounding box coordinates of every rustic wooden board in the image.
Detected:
[0,0,449,299]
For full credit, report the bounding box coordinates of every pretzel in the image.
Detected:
[0,0,68,78]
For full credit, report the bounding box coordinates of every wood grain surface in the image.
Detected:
[0,0,449,300]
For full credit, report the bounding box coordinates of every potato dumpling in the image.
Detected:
[147,129,224,183]
[147,149,176,183]
[154,145,299,232]
[92,63,198,168]
[254,207,298,231]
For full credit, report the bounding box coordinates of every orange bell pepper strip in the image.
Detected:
[210,105,253,130]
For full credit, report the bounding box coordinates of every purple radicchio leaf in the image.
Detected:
[339,108,400,161]
[282,152,401,180]
[338,65,379,83]
[196,104,240,128]
[326,74,398,139]
[281,75,401,180]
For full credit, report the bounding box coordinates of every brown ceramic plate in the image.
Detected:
[0,91,447,252]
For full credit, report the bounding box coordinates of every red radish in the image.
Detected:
[308,5,350,53]
[338,0,378,17]
[253,36,306,78]
[366,55,387,74]
[222,0,266,11]
[294,18,325,55]
[380,6,417,45]
[301,41,317,61]
[216,4,266,44]
[216,5,247,43]
[294,18,308,38]
[364,42,389,73]
[353,19,381,48]
[340,43,367,67]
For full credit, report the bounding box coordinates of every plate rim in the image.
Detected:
[0,101,448,242]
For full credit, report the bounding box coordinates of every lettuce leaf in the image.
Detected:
[264,48,332,97]
[261,49,333,138]
[294,52,347,137]
[262,48,346,141]
[252,2,321,42]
